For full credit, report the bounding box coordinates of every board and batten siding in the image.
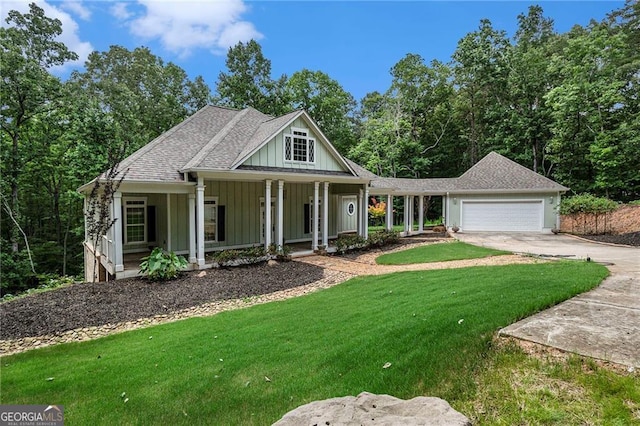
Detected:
[205,180,262,249]
[243,117,346,172]
[447,192,558,232]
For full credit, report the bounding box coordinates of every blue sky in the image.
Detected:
[1,1,625,102]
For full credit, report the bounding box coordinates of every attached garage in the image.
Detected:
[461,200,543,232]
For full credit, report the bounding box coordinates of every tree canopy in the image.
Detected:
[1,1,638,292]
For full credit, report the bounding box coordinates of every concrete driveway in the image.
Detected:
[453,232,640,368]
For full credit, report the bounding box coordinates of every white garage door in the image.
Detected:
[461,200,543,232]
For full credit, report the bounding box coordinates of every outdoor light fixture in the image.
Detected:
[550,196,554,204]
[453,197,457,204]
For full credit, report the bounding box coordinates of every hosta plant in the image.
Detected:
[139,247,188,280]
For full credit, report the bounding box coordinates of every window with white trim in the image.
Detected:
[284,128,315,164]
[124,198,146,244]
[204,197,218,242]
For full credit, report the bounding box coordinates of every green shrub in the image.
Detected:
[139,247,188,280]
[560,194,618,215]
[334,234,368,254]
[210,246,269,266]
[628,200,640,206]
[368,229,400,248]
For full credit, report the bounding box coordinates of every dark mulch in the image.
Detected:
[0,261,324,341]
[579,231,640,247]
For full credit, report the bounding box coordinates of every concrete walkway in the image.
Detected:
[454,232,640,368]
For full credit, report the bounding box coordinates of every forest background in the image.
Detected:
[1,2,638,293]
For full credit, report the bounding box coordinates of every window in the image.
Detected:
[124,198,146,244]
[347,202,355,216]
[204,197,218,242]
[284,128,315,164]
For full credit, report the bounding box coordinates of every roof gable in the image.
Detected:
[231,110,356,176]
[456,152,568,191]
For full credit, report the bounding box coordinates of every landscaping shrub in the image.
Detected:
[210,246,270,267]
[560,194,619,235]
[335,230,400,254]
[139,247,188,280]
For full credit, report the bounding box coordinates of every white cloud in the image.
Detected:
[0,0,93,71]
[60,1,91,21]
[129,0,262,57]
[109,3,132,21]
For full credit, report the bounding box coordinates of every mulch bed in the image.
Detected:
[0,261,324,341]
[578,231,640,247]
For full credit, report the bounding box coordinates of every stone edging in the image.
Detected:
[0,270,354,357]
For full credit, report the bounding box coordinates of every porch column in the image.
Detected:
[188,193,196,263]
[113,191,124,272]
[276,180,284,248]
[363,186,369,239]
[403,195,410,236]
[312,181,320,250]
[322,182,329,247]
[357,189,364,236]
[196,178,205,267]
[418,195,424,233]
[442,195,446,226]
[386,194,393,231]
[265,180,272,250]
[166,193,172,251]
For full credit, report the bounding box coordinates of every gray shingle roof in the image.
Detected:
[367,152,568,193]
[456,152,568,191]
[110,106,354,183]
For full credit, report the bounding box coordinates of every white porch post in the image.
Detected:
[386,194,393,231]
[113,191,124,272]
[322,182,329,247]
[166,193,172,251]
[418,195,424,233]
[188,193,196,263]
[312,182,320,250]
[357,189,364,236]
[403,195,410,236]
[196,178,205,266]
[442,195,446,226]
[363,186,369,239]
[276,180,284,248]
[265,180,272,250]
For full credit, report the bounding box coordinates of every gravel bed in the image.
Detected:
[0,261,325,341]
[579,231,640,247]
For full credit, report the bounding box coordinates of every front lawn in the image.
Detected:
[1,262,611,424]
[376,240,510,265]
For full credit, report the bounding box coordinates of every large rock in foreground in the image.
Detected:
[273,391,471,425]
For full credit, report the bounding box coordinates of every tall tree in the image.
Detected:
[452,19,511,167]
[499,5,556,174]
[71,45,211,154]
[286,69,356,153]
[546,18,640,199]
[0,3,78,252]
[215,40,289,116]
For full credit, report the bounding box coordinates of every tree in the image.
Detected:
[452,19,511,167]
[498,5,556,174]
[546,19,639,199]
[215,40,289,116]
[286,69,357,153]
[0,3,78,252]
[71,45,211,154]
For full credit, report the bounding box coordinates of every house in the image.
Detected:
[79,106,567,282]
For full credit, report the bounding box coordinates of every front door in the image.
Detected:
[340,196,358,233]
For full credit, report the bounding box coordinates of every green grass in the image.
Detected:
[454,341,640,425]
[1,262,612,424]
[376,241,510,265]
